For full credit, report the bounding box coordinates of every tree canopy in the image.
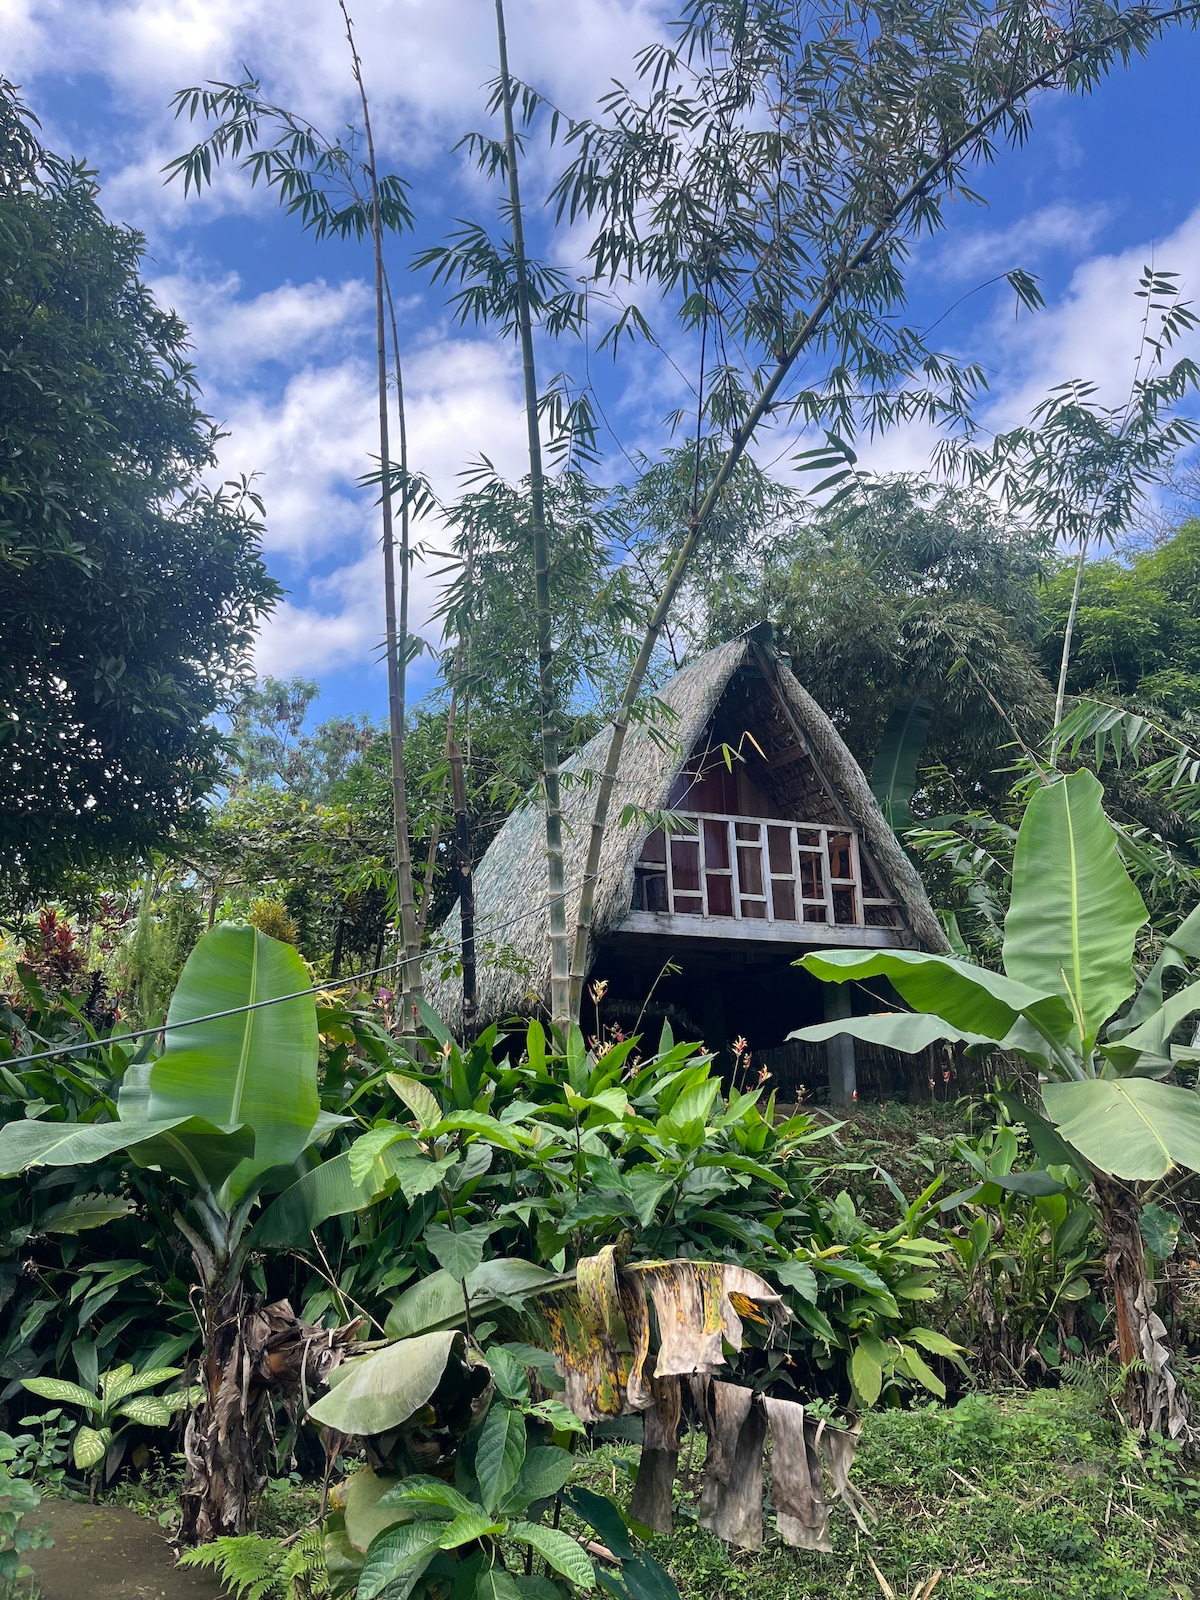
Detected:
[0,81,278,914]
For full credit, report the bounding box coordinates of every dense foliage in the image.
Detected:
[0,82,277,914]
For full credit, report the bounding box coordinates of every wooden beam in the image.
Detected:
[766,741,809,770]
[617,910,913,948]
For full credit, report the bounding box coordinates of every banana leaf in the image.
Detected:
[797,948,1072,1043]
[1042,1077,1200,1180]
[1003,771,1147,1049]
[870,698,932,830]
[148,924,320,1200]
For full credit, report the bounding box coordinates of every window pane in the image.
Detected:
[829,833,853,879]
[703,818,730,869]
[803,903,826,923]
[737,845,764,896]
[706,874,733,916]
[671,838,700,891]
[767,826,793,874]
[735,821,760,842]
[771,879,796,920]
[674,894,702,916]
[740,899,767,920]
[640,828,666,863]
[799,855,825,899]
[833,888,856,925]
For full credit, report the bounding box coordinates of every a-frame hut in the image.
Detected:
[426,625,948,1101]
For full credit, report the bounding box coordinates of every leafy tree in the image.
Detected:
[946,268,1200,740]
[226,676,377,801]
[795,770,1200,1439]
[0,82,278,913]
[694,475,1054,803]
[556,0,1200,1020]
[1043,518,1200,716]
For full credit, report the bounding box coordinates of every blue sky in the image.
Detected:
[6,2,1200,726]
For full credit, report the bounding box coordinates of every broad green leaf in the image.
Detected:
[563,1487,635,1561]
[797,949,1072,1045]
[379,1475,477,1519]
[1140,1203,1181,1259]
[1042,1078,1200,1180]
[425,1223,489,1281]
[387,1074,441,1130]
[72,1425,110,1471]
[413,996,454,1049]
[870,697,932,830]
[385,1260,566,1340]
[616,1553,681,1600]
[349,1126,409,1187]
[251,1152,374,1247]
[1004,771,1147,1047]
[393,1153,459,1202]
[790,1013,996,1053]
[505,1445,574,1511]
[475,1404,526,1515]
[104,1367,181,1405]
[622,1170,674,1228]
[507,1521,595,1587]
[1116,978,1200,1058]
[37,1193,136,1233]
[0,1116,192,1178]
[148,923,320,1199]
[127,1120,256,1189]
[307,1331,462,1436]
[342,1469,410,1553]
[21,1377,97,1413]
[897,1343,946,1398]
[357,1521,444,1600]
[850,1343,883,1406]
[485,1346,530,1403]
[115,1395,171,1427]
[438,1510,504,1548]
[773,1261,818,1303]
[908,1328,967,1365]
[475,1573,524,1600]
[436,1112,533,1153]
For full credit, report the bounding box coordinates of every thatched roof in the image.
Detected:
[426,626,949,1029]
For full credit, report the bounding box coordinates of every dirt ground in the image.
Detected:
[25,1500,229,1600]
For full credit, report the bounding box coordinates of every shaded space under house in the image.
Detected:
[426,625,949,1103]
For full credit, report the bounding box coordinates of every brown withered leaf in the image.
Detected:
[695,1378,768,1551]
[629,1373,682,1534]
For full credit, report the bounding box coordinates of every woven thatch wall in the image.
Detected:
[426,631,949,1031]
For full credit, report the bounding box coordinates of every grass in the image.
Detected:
[573,1384,1199,1600]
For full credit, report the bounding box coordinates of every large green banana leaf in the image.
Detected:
[1003,771,1147,1049]
[148,924,320,1199]
[1042,1078,1200,1180]
[789,1012,996,1053]
[797,948,1073,1043]
[1113,977,1200,1060]
[308,1332,464,1436]
[0,1114,190,1176]
[870,698,932,830]
[251,1151,376,1246]
[1111,901,1200,1039]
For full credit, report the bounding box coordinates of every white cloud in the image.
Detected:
[981,204,1200,434]
[149,271,372,375]
[931,200,1114,283]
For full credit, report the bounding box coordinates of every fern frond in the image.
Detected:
[178,1534,287,1600]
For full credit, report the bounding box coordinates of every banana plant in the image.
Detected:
[21,1362,199,1492]
[0,924,416,1543]
[791,768,1200,1438]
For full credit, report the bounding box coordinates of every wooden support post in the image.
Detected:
[824,985,857,1108]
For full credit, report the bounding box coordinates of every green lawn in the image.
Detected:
[574,1385,1199,1600]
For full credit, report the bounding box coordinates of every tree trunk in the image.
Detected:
[1095,1176,1191,1441]
[179,1277,356,1544]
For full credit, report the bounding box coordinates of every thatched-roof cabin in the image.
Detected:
[427,625,948,1102]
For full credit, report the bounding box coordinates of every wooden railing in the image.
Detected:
[631,812,898,930]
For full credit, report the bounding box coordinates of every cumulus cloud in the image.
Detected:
[930,200,1115,283]
[981,203,1200,434]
